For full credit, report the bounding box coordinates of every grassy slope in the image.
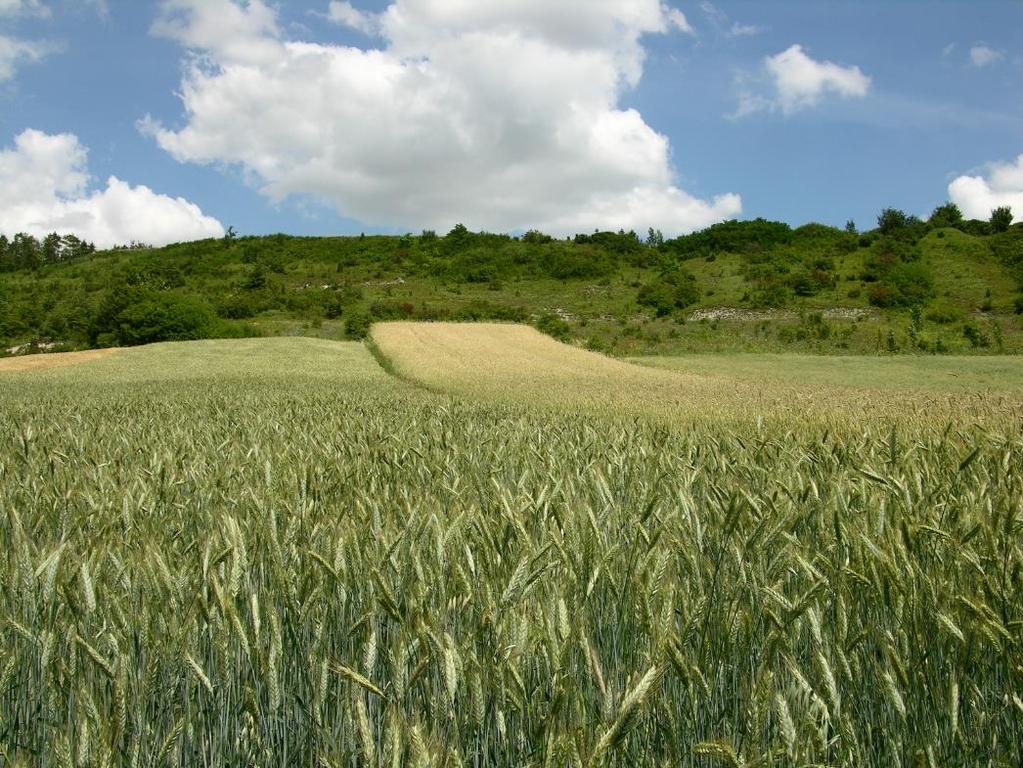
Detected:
[633,353,1023,394]
[2,225,1022,357]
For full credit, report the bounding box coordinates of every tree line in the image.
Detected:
[0,232,96,272]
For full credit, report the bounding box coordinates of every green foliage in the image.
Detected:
[863,236,932,307]
[959,219,992,236]
[344,310,372,339]
[663,218,792,259]
[928,202,964,229]
[876,207,911,234]
[0,231,96,272]
[990,206,1013,234]
[535,313,571,340]
[637,267,699,316]
[0,216,1019,355]
[962,321,990,348]
[521,229,553,244]
[988,226,1023,288]
[107,292,217,346]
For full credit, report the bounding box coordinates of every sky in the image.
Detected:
[0,0,1021,248]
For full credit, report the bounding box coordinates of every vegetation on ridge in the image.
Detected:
[1,203,1021,356]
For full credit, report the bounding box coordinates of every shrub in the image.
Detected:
[962,322,990,348]
[535,313,571,341]
[114,294,216,346]
[990,206,1013,234]
[522,229,553,245]
[344,311,371,339]
[637,268,700,316]
[928,202,964,229]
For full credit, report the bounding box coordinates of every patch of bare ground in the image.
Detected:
[687,307,875,322]
[0,348,122,373]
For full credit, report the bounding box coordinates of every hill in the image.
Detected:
[2,214,1022,356]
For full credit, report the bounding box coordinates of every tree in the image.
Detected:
[42,232,62,263]
[845,220,857,234]
[646,228,664,247]
[928,202,963,229]
[990,206,1013,233]
[876,208,910,234]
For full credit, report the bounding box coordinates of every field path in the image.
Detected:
[0,348,122,374]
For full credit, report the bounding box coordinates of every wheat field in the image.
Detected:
[371,321,1023,425]
[1,334,1021,766]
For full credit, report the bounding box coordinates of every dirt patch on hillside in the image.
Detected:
[0,348,122,373]
[687,307,875,322]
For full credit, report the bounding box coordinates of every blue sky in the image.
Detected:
[0,0,1021,247]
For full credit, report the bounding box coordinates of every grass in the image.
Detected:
[1,334,1021,766]
[632,352,1023,394]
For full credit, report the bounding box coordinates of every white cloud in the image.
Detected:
[699,2,759,38]
[151,0,282,65]
[0,34,52,80]
[766,45,870,113]
[665,7,694,35]
[327,1,379,35]
[969,44,1004,68]
[144,0,738,236]
[0,0,49,17]
[948,154,1023,221]
[735,44,870,116]
[0,0,58,81]
[729,22,760,37]
[0,129,224,247]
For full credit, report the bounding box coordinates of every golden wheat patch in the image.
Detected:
[0,348,121,373]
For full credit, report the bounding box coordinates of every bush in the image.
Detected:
[928,202,963,229]
[344,311,371,340]
[877,208,910,234]
[962,322,990,348]
[926,303,963,324]
[990,206,1013,234]
[522,229,553,245]
[637,268,700,316]
[535,313,571,341]
[868,284,898,308]
[960,219,991,236]
[114,294,216,346]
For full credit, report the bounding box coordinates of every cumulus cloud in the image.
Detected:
[969,44,1004,68]
[144,0,739,236]
[734,44,870,117]
[0,129,224,247]
[948,154,1023,222]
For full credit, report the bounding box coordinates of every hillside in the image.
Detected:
[2,215,1022,356]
